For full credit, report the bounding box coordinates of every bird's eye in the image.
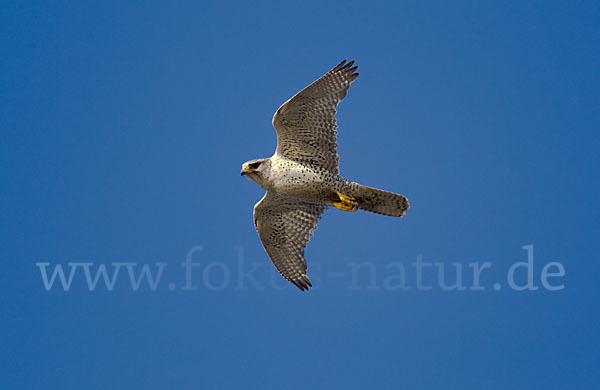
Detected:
[249,162,261,170]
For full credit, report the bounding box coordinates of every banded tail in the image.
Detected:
[350,183,410,217]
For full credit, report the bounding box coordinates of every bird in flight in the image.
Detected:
[241,60,409,291]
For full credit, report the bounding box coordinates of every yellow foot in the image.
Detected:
[333,192,358,212]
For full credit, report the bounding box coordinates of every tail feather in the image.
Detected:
[350,184,409,217]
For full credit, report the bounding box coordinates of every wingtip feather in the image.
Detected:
[291,275,312,291]
[334,59,347,70]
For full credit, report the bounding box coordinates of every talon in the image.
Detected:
[333,191,358,212]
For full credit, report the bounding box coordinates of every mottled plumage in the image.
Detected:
[241,60,409,291]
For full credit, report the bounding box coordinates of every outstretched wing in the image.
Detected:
[253,191,327,291]
[272,60,359,175]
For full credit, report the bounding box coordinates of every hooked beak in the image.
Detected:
[241,166,252,176]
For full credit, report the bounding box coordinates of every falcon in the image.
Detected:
[241,60,409,291]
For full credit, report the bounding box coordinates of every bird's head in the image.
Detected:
[241,158,271,188]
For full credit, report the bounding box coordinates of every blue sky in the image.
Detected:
[1,1,599,388]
